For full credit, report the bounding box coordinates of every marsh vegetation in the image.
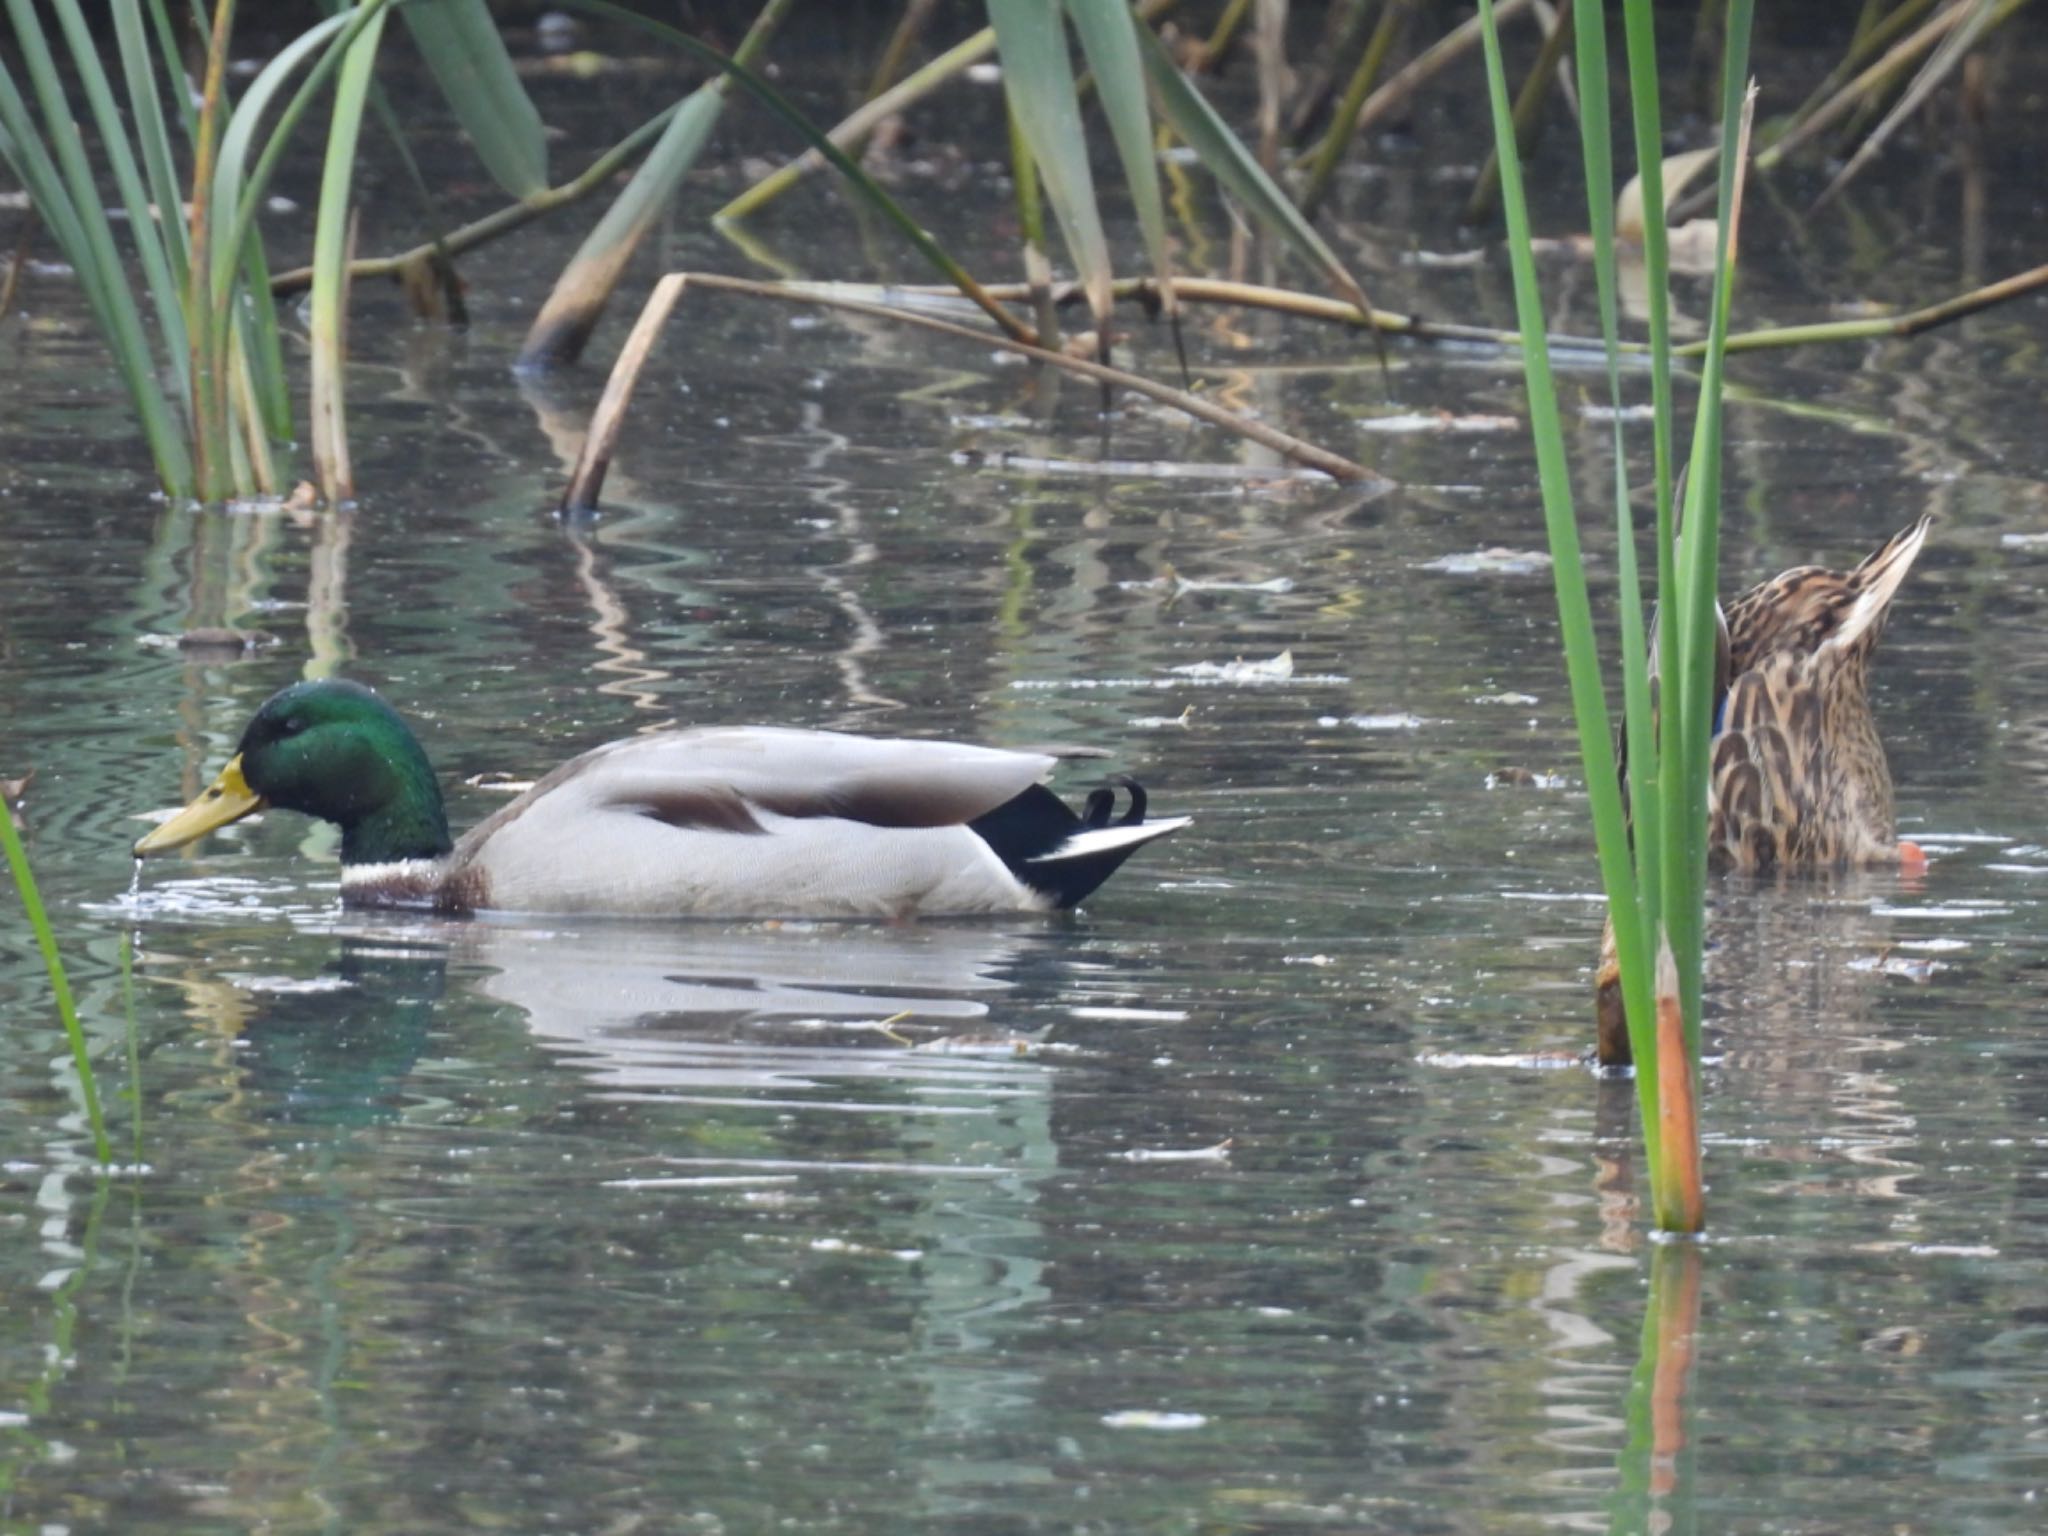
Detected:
[3,3,2046,1530]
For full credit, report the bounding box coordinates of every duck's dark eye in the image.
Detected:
[281,715,307,736]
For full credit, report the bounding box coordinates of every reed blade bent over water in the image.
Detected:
[134,681,1188,917]
[1596,517,1932,1058]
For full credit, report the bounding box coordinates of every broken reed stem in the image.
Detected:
[560,272,688,513]
[270,103,683,296]
[1302,0,1536,161]
[1774,0,1940,158]
[1688,260,2048,355]
[1463,1,1574,224]
[864,0,941,102]
[1194,0,1255,71]
[186,0,239,500]
[1298,0,1413,217]
[1754,0,1971,172]
[715,28,997,224]
[716,0,1186,224]
[0,220,29,320]
[885,274,1617,352]
[1812,0,2026,211]
[891,264,2047,364]
[1652,937,1705,1234]
[560,272,1381,512]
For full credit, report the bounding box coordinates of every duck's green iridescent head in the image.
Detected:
[135,679,453,866]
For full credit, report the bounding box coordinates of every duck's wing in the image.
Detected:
[584,726,1063,830]
[1709,649,1813,871]
[448,727,1102,917]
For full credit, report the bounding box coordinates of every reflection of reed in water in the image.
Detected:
[564,523,668,716]
[785,399,905,722]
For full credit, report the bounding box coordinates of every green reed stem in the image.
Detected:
[0,806,111,1165]
[1480,0,1751,1231]
[1474,0,1662,1198]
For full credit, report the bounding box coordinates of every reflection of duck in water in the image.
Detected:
[452,919,1048,1099]
[224,938,447,1127]
[136,680,1188,918]
[1597,518,1931,1059]
[169,919,1050,1122]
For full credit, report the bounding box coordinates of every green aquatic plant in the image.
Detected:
[0,0,411,502]
[1478,0,1758,1232]
[2,0,654,500]
[0,784,111,1166]
[3,0,664,498]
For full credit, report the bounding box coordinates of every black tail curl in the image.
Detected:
[1081,775,1147,829]
[970,777,1163,909]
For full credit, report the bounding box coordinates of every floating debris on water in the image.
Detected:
[1114,1140,1232,1163]
[1071,1006,1189,1022]
[463,772,537,794]
[1318,712,1425,731]
[1013,651,1348,691]
[224,974,355,995]
[1101,1410,1209,1430]
[913,1034,1080,1058]
[947,412,1036,431]
[1118,573,1296,595]
[138,627,280,655]
[1868,900,2012,919]
[1359,410,1519,434]
[1417,547,1553,576]
[605,1174,803,1190]
[1474,692,1540,706]
[1417,1051,1584,1070]
[1847,955,1947,981]
[1172,650,1294,682]
[1128,708,1194,729]
[1486,767,1567,789]
[1401,247,1488,268]
[955,449,1333,483]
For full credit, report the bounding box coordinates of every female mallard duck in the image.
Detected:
[1595,515,1931,1059]
[1706,515,1930,871]
[134,680,1189,918]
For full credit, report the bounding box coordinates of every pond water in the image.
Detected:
[4,20,2048,1535]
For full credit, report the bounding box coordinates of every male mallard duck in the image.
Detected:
[134,680,1189,918]
[1595,516,1931,1059]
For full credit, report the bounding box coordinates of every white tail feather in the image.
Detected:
[1828,517,1929,652]
[1029,816,1192,864]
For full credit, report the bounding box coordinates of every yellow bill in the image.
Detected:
[134,755,267,857]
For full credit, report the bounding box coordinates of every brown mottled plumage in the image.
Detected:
[1707,515,1929,870]
[1595,517,1931,1061]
